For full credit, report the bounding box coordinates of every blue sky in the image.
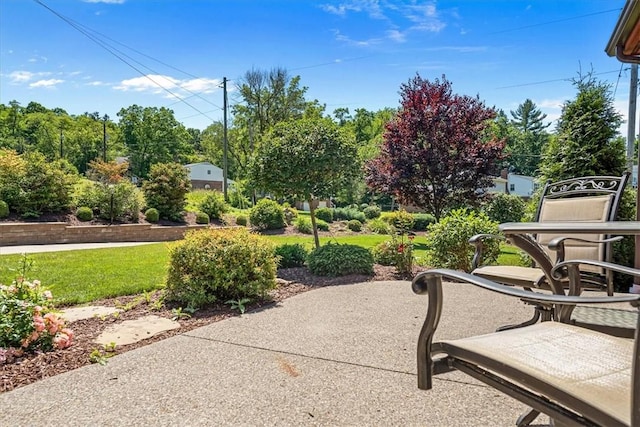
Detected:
[0,0,635,134]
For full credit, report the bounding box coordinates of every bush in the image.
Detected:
[0,256,73,361]
[307,243,374,276]
[0,149,26,211]
[424,209,500,272]
[372,235,415,274]
[145,208,160,223]
[165,228,278,308]
[249,199,286,230]
[142,162,191,222]
[294,216,313,234]
[315,207,333,223]
[235,214,248,226]
[198,191,229,220]
[333,207,366,222]
[0,200,8,219]
[367,218,392,234]
[13,153,77,218]
[275,243,308,268]
[76,206,93,222]
[483,193,526,224]
[411,213,436,231]
[195,212,210,224]
[347,219,362,232]
[76,180,142,223]
[316,219,329,231]
[380,210,414,233]
[363,205,381,219]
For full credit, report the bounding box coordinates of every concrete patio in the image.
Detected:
[0,278,555,426]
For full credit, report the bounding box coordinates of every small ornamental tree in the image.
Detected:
[249,117,359,248]
[365,74,505,220]
[142,162,191,221]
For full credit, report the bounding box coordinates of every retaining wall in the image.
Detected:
[0,222,209,246]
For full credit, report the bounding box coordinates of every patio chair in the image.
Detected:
[470,174,630,302]
[412,260,640,427]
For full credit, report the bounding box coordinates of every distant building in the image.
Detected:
[507,173,538,199]
[184,162,231,191]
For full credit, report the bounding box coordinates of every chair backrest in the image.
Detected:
[533,174,630,274]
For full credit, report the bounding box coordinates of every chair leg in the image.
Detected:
[516,408,540,427]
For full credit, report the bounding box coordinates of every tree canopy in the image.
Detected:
[365,74,505,219]
[250,117,359,247]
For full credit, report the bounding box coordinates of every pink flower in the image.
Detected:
[53,331,72,349]
[397,244,405,253]
[44,313,61,335]
[33,315,46,332]
[42,290,53,300]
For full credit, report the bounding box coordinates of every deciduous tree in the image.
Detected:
[250,117,359,248]
[365,74,505,220]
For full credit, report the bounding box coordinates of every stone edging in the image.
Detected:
[0,222,209,246]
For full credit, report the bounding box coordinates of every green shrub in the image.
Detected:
[307,243,374,277]
[347,219,362,232]
[315,207,333,223]
[165,228,278,308]
[294,216,313,234]
[424,209,500,272]
[195,212,210,224]
[363,205,381,219]
[76,206,93,222]
[78,180,142,223]
[366,218,392,234]
[0,200,8,218]
[145,208,160,223]
[275,243,309,268]
[613,187,637,291]
[13,153,77,218]
[483,193,526,224]
[249,199,286,230]
[198,191,229,220]
[316,219,329,231]
[380,210,414,233]
[412,213,436,231]
[142,162,191,222]
[0,149,26,211]
[333,207,366,222]
[235,214,248,226]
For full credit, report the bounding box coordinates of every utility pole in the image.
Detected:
[628,64,637,173]
[223,77,229,201]
[59,125,64,158]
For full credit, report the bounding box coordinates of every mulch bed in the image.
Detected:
[1,265,420,394]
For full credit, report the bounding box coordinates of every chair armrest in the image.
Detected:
[412,268,640,306]
[547,236,623,263]
[468,234,505,269]
[551,259,640,280]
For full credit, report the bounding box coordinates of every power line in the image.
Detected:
[33,0,221,119]
[496,69,625,90]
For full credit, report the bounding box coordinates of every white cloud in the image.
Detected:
[114,74,221,97]
[29,79,64,88]
[537,98,565,110]
[332,29,382,47]
[9,71,35,83]
[324,1,446,45]
[86,80,108,86]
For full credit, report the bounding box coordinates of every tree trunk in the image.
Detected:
[308,198,320,249]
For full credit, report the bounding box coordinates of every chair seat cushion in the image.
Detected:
[438,322,632,425]
[471,265,547,288]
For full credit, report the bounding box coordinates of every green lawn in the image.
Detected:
[0,234,522,306]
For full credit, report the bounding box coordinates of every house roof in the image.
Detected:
[606,0,640,62]
[184,161,221,169]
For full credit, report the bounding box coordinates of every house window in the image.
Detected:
[207,170,211,175]
[509,184,515,192]
[533,183,540,190]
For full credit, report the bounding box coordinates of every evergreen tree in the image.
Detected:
[539,74,626,182]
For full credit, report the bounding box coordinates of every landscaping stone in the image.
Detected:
[61,305,121,322]
[94,315,180,346]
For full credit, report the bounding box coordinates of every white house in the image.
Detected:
[488,176,508,194]
[507,173,538,198]
[184,162,231,191]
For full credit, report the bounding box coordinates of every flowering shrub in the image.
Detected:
[372,233,415,275]
[0,265,73,364]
